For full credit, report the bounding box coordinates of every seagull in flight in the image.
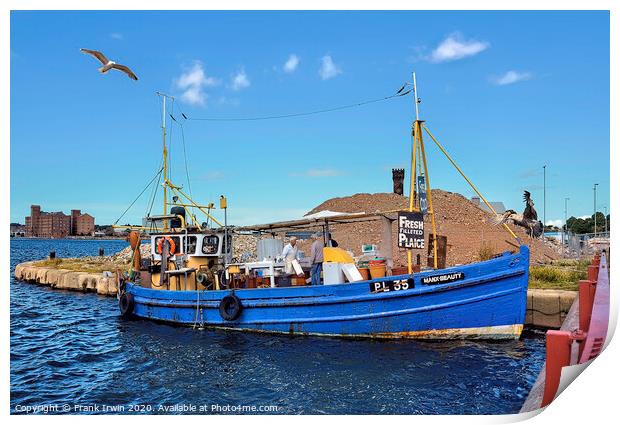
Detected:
[80,48,138,80]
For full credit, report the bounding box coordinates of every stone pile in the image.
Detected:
[232,234,258,262]
[110,243,152,263]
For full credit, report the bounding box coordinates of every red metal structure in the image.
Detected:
[541,252,610,407]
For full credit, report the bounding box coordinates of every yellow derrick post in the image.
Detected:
[417,122,438,269]
[423,125,520,242]
[407,122,419,274]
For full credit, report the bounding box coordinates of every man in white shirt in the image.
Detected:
[281,236,299,275]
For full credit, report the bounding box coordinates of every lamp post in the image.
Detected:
[593,184,598,238]
[604,206,608,234]
[563,197,570,247]
[543,165,547,240]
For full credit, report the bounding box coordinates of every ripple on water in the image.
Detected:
[10,239,545,414]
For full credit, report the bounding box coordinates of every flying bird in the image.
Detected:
[494,191,543,238]
[80,48,138,80]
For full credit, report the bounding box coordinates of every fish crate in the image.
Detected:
[291,276,307,286]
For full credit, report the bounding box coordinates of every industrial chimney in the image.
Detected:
[392,168,404,195]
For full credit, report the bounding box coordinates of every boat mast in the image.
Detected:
[407,72,439,271]
[162,94,167,221]
[154,91,226,232]
[157,92,174,229]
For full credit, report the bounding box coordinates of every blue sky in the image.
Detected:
[10,10,610,226]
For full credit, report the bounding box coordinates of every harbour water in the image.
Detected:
[10,239,545,414]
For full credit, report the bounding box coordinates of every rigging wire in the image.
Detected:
[180,87,411,122]
[146,156,164,217]
[143,85,409,228]
[114,166,164,225]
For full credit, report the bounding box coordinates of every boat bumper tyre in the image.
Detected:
[219,294,242,321]
[119,293,135,318]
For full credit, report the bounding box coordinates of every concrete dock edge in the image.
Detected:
[14,261,118,296]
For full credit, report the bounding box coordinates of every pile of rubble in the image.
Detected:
[107,238,260,263]
[307,190,560,266]
[232,234,258,262]
[110,243,152,263]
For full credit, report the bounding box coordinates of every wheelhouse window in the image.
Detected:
[202,235,220,254]
[185,236,197,254]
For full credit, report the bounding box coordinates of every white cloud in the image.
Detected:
[174,61,220,106]
[231,69,251,91]
[290,168,343,177]
[492,70,533,86]
[110,32,123,40]
[319,55,342,80]
[545,219,563,227]
[429,33,489,63]
[283,54,300,73]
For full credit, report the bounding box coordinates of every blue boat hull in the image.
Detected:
[125,246,529,339]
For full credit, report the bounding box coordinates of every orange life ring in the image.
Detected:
[156,236,176,255]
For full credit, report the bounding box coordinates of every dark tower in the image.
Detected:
[71,209,81,236]
[392,168,405,195]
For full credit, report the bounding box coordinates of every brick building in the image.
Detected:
[71,209,95,236]
[25,205,95,238]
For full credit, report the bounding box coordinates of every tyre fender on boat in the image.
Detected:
[219,293,242,321]
[119,292,135,318]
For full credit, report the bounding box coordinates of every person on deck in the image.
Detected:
[281,236,299,275]
[309,233,324,286]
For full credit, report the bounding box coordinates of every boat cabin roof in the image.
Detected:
[234,210,397,234]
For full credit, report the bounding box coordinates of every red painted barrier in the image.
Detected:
[579,279,595,336]
[587,265,599,282]
[541,252,609,407]
[579,254,609,363]
[541,330,579,406]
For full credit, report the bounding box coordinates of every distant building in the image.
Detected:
[471,197,507,214]
[25,205,95,238]
[71,210,95,236]
[10,223,26,237]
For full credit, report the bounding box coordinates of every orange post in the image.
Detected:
[542,330,574,407]
[578,280,596,332]
[587,265,599,282]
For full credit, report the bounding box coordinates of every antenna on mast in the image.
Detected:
[412,72,420,121]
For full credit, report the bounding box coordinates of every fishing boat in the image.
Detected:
[114,75,529,339]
